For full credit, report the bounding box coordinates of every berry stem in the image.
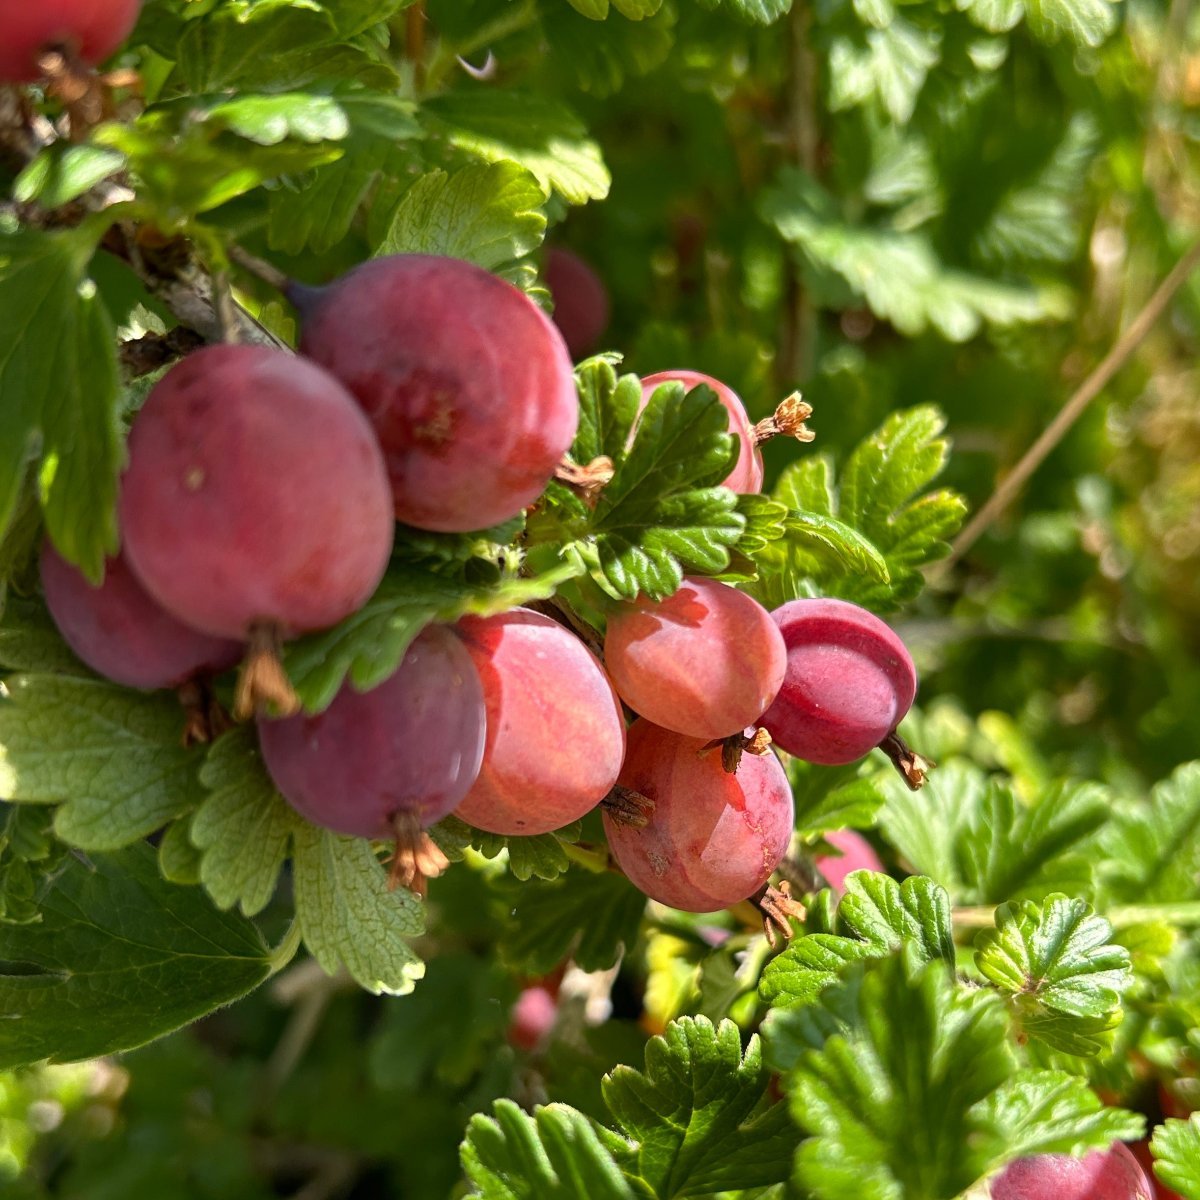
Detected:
[386,810,449,896]
[879,730,934,790]
[234,622,301,720]
[751,393,815,447]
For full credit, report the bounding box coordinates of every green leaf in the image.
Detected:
[750,406,964,612]
[0,843,271,1068]
[828,17,941,124]
[958,0,1119,45]
[0,596,95,676]
[881,760,1110,904]
[760,874,954,1008]
[157,816,202,886]
[285,552,581,712]
[370,952,516,1092]
[461,1099,638,1199]
[972,114,1099,267]
[204,92,351,144]
[703,0,793,22]
[1101,761,1200,904]
[291,824,425,996]
[603,1016,794,1196]
[1151,1116,1200,1200]
[500,868,647,975]
[975,895,1131,1055]
[379,162,548,289]
[787,956,1015,1200]
[790,763,888,839]
[95,97,346,219]
[572,360,641,468]
[1027,0,1119,43]
[543,2,675,95]
[269,94,421,255]
[0,229,121,581]
[745,511,890,611]
[761,170,1062,344]
[166,1,402,92]
[0,675,203,852]
[192,728,296,918]
[581,382,744,599]
[14,144,127,208]
[424,91,610,205]
[971,1070,1144,1168]
[469,822,584,882]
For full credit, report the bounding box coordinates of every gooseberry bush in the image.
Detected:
[4,2,1200,1198]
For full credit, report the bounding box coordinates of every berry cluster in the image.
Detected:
[41,250,918,907]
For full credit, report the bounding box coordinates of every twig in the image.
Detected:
[778,1,819,387]
[940,239,1200,571]
[406,1,427,91]
[212,270,241,344]
[229,243,293,294]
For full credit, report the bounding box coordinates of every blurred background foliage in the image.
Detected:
[9,0,1200,1194]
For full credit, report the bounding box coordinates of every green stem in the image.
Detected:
[562,841,613,874]
[953,901,1200,931]
[268,918,303,975]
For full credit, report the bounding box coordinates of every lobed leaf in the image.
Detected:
[500,868,647,976]
[424,91,610,206]
[603,1016,794,1196]
[192,728,296,918]
[881,760,1110,904]
[971,1069,1145,1168]
[975,894,1131,1055]
[379,161,548,290]
[582,381,744,600]
[0,675,204,852]
[787,957,1016,1200]
[1151,1116,1200,1200]
[760,873,954,1008]
[291,823,425,996]
[461,1099,637,1199]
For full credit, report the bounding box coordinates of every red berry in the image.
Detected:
[814,828,884,893]
[40,540,240,690]
[603,719,794,912]
[119,344,393,640]
[295,255,578,533]
[760,598,917,766]
[0,0,142,83]
[991,1143,1153,1200]
[452,609,626,836]
[544,247,610,359]
[639,370,763,493]
[258,625,486,838]
[507,985,558,1051]
[603,576,786,740]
